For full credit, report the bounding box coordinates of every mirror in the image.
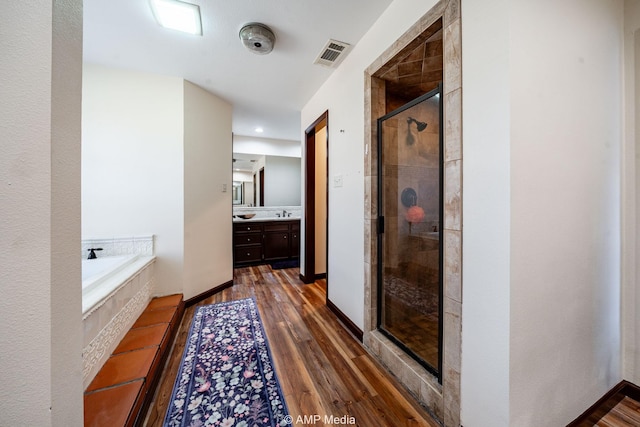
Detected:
[232,181,243,205]
[232,152,301,207]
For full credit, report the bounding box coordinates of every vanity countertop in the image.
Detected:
[233,216,300,223]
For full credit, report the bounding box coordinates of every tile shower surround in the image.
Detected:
[364,0,462,426]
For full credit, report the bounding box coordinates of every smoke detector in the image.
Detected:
[239,23,276,55]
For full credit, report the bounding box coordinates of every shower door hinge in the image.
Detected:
[378,216,384,234]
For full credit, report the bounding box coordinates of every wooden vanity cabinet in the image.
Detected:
[290,222,300,256]
[233,219,300,266]
[263,222,290,260]
[233,222,263,264]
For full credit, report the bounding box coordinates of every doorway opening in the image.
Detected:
[258,167,265,207]
[302,111,328,286]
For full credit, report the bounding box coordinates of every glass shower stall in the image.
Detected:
[377,85,443,380]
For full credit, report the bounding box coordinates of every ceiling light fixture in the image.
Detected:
[255,127,264,133]
[149,0,202,36]
[239,23,275,55]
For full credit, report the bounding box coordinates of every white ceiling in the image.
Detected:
[83,0,394,141]
[233,152,263,173]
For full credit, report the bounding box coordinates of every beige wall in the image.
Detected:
[0,0,84,424]
[315,126,327,274]
[183,81,233,299]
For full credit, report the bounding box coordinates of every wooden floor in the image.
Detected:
[384,295,439,369]
[596,397,640,426]
[144,265,440,427]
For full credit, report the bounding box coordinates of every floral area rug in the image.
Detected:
[164,297,290,427]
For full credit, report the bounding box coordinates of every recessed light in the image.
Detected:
[255,127,264,133]
[149,0,202,36]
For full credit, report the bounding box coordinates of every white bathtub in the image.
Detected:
[82,253,156,388]
[83,254,138,291]
[82,254,155,314]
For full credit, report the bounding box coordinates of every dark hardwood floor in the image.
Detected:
[143,265,440,427]
[595,396,640,426]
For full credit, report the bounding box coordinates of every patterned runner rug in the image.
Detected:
[164,297,290,427]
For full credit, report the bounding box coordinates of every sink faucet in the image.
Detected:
[283,209,287,217]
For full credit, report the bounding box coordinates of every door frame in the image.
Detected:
[301,111,329,286]
[259,167,265,206]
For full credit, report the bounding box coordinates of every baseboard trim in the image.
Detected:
[567,380,640,426]
[184,280,234,307]
[299,273,327,283]
[326,299,363,342]
[299,273,313,284]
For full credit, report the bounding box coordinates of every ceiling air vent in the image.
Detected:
[314,39,351,68]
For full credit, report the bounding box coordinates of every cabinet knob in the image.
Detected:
[284,235,287,239]
[247,238,251,242]
[247,252,251,256]
[247,227,251,230]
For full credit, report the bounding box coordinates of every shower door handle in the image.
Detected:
[378,216,385,234]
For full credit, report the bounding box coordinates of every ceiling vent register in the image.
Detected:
[314,39,351,68]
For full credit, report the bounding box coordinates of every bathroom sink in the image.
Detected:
[234,214,256,219]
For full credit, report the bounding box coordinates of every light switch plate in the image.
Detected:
[333,174,343,188]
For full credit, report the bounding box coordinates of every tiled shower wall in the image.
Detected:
[364,0,462,425]
[382,98,441,283]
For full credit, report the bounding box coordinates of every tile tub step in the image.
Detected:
[84,294,184,427]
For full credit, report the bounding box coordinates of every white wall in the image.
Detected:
[82,64,185,296]
[509,1,622,425]
[302,0,439,331]
[183,81,233,299]
[460,0,511,424]
[264,156,302,206]
[463,0,624,425]
[0,0,83,425]
[233,171,253,182]
[622,0,640,386]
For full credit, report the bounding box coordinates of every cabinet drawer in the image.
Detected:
[264,222,289,232]
[234,246,262,263]
[235,234,261,245]
[234,223,263,233]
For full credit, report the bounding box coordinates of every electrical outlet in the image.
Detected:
[333,174,343,188]
[222,183,227,192]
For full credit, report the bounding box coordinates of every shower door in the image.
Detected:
[377,85,443,380]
